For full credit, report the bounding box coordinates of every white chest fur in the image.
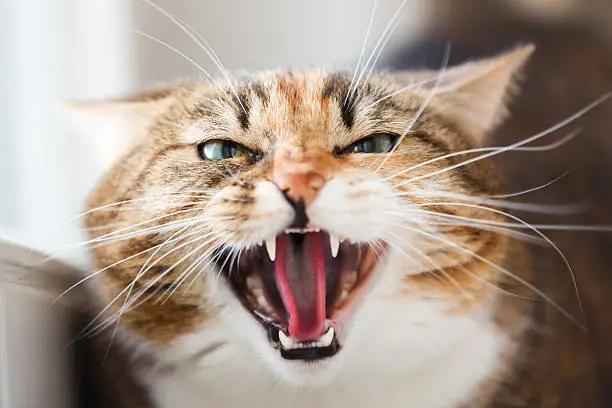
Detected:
[144,297,506,408]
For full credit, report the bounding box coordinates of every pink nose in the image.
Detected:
[273,171,326,206]
[272,144,329,206]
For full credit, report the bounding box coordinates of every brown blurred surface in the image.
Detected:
[389,2,612,406]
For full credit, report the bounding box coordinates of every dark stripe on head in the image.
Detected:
[236,89,251,130]
[236,82,271,129]
[322,74,355,129]
[250,82,269,107]
[341,98,356,129]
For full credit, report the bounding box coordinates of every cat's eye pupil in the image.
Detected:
[347,134,395,154]
[200,140,254,161]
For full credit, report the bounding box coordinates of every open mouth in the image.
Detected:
[216,229,382,361]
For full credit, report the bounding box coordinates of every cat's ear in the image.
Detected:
[429,44,535,141]
[59,88,175,168]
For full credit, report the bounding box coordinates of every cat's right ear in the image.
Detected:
[427,45,535,142]
[59,88,175,168]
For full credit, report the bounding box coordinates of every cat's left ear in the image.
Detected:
[428,44,535,141]
[59,88,175,168]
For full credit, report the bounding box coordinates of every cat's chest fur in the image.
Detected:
[143,297,507,408]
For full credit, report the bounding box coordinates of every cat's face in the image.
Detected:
[74,46,532,384]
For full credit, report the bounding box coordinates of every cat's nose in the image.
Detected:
[272,144,328,208]
[274,171,326,207]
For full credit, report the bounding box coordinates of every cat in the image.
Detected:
[386,0,612,406]
[63,43,593,408]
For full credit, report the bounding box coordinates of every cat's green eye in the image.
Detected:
[345,133,396,154]
[198,140,256,161]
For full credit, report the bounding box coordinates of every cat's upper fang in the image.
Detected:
[329,234,340,258]
[265,237,276,261]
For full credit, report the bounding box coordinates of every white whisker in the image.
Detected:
[400,188,587,215]
[52,225,211,305]
[129,28,216,83]
[344,0,378,107]
[385,129,580,182]
[489,173,569,199]
[394,224,585,329]
[364,75,437,111]
[358,15,402,97]
[347,0,408,106]
[376,43,452,171]
[400,94,610,185]
[385,230,473,298]
[406,201,583,311]
[140,0,247,113]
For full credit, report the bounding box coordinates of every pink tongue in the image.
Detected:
[274,233,326,341]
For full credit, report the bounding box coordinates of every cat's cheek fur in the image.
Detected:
[206,180,295,245]
[308,175,403,242]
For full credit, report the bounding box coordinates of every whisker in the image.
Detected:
[157,235,238,304]
[130,226,241,309]
[376,42,452,171]
[34,194,210,253]
[489,173,569,199]
[128,28,218,86]
[404,204,612,232]
[399,188,587,215]
[347,0,408,107]
[140,0,247,113]
[381,238,449,285]
[394,224,585,329]
[62,211,224,252]
[119,231,220,316]
[120,224,194,308]
[401,94,610,185]
[364,75,437,111]
[440,253,535,300]
[409,216,546,245]
[385,230,472,297]
[406,201,584,311]
[51,224,211,305]
[384,129,580,182]
[344,0,379,107]
[358,14,402,97]
[76,230,219,340]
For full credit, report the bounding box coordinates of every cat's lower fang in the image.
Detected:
[247,275,275,316]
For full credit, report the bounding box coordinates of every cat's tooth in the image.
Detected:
[339,289,350,305]
[319,327,335,347]
[265,237,276,261]
[246,275,258,291]
[256,295,269,311]
[344,270,358,291]
[330,234,340,258]
[278,330,294,349]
